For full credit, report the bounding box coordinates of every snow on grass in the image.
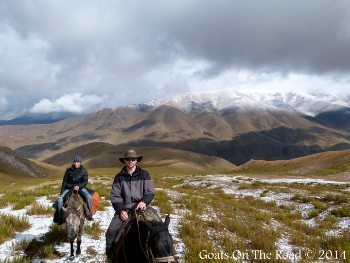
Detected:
[0,201,53,260]
[36,196,53,208]
[257,178,350,185]
[275,236,301,261]
[2,175,350,262]
[0,193,183,262]
[338,218,350,229]
[44,205,115,263]
[0,196,115,262]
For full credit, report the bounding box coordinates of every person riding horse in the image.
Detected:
[106,149,155,260]
[57,156,93,222]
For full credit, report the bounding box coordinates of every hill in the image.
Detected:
[0,146,45,178]
[43,142,236,171]
[236,149,350,176]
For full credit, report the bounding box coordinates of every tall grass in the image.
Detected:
[153,190,173,214]
[26,201,52,215]
[331,206,350,217]
[85,221,103,239]
[24,224,66,260]
[2,255,31,263]
[0,214,30,243]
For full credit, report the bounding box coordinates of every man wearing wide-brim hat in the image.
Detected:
[106,149,155,258]
[118,149,143,163]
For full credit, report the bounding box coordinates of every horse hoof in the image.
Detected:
[76,249,81,255]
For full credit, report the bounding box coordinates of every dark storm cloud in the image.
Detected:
[0,0,349,118]
[150,0,350,75]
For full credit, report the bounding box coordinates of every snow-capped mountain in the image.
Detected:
[134,90,350,117]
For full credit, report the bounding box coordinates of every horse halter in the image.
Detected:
[148,249,176,263]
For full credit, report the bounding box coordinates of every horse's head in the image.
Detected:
[144,215,176,262]
[62,191,84,241]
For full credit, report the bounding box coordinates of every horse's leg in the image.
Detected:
[76,218,84,255]
[76,240,81,255]
[70,240,74,257]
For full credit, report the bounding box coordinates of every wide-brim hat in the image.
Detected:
[119,149,143,164]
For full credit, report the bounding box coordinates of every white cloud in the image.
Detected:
[188,70,350,95]
[30,93,106,114]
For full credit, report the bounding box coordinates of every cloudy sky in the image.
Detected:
[0,0,350,119]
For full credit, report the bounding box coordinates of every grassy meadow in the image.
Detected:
[1,163,350,262]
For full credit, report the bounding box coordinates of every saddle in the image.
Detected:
[53,189,94,224]
[63,191,90,218]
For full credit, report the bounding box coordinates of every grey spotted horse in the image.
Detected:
[62,190,85,258]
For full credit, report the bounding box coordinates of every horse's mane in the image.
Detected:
[65,191,84,214]
[137,207,162,223]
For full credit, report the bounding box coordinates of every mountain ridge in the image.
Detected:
[0,90,349,165]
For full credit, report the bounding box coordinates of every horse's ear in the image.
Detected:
[144,221,152,229]
[164,215,170,228]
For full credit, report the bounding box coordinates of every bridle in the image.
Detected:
[135,210,176,263]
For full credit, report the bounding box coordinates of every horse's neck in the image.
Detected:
[68,194,83,209]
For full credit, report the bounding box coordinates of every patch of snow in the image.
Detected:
[0,206,27,217]
[297,204,314,219]
[276,236,301,262]
[167,213,185,263]
[326,229,342,237]
[257,178,349,185]
[304,218,317,228]
[36,196,53,208]
[338,218,350,229]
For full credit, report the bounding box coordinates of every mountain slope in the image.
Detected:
[43,142,236,170]
[123,105,207,141]
[0,146,44,177]
[237,149,350,176]
[0,91,349,164]
[138,90,350,116]
[309,108,350,131]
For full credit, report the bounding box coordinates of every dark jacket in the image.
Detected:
[60,165,88,194]
[110,166,154,213]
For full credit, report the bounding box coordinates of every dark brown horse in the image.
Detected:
[113,208,176,263]
[62,190,85,258]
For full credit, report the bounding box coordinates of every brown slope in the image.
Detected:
[221,108,318,133]
[237,149,350,177]
[123,105,208,141]
[4,107,148,159]
[0,146,44,177]
[220,108,350,147]
[43,142,236,170]
[192,110,234,140]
